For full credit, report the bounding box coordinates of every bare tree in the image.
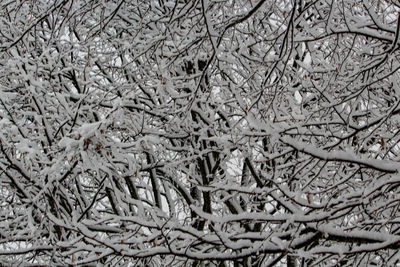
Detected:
[1,0,400,266]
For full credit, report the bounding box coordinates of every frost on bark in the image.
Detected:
[1,0,400,266]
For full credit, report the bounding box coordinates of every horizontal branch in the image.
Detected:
[281,137,400,173]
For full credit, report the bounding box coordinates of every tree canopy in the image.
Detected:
[1,0,400,266]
